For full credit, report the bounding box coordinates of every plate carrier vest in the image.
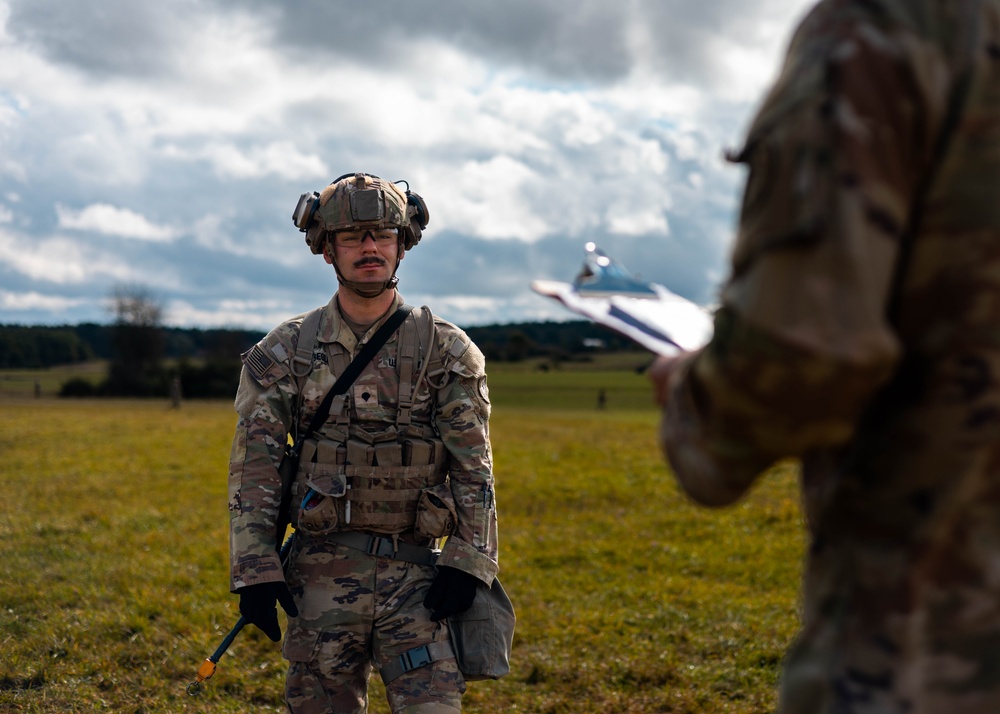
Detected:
[288,305,455,539]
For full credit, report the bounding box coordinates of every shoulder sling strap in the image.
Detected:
[299,304,414,444]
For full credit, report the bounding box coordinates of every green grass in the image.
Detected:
[0,363,805,713]
[0,361,108,398]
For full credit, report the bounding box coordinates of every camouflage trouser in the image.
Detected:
[282,534,465,713]
[778,447,1000,713]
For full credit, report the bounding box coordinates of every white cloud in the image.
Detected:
[165,141,328,181]
[0,0,819,327]
[1,158,27,184]
[431,156,551,241]
[0,289,86,311]
[402,291,575,327]
[0,227,140,286]
[166,298,301,330]
[56,203,177,242]
[0,231,86,283]
[607,208,669,237]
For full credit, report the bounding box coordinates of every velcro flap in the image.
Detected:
[304,469,347,498]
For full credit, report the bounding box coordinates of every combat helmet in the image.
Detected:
[292,172,430,297]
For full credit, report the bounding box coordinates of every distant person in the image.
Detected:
[170,376,182,409]
[227,172,498,712]
[649,1,1000,711]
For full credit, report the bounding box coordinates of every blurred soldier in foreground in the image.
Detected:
[228,173,498,712]
[649,1,1000,711]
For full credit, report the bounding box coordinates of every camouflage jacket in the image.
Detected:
[229,292,498,591]
[661,0,1000,709]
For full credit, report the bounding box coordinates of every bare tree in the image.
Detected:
[106,284,165,396]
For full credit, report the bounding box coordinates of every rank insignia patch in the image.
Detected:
[353,382,379,412]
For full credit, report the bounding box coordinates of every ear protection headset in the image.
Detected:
[393,178,430,250]
[292,173,430,253]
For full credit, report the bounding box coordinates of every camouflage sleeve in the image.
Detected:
[432,324,499,585]
[660,4,951,505]
[228,322,301,591]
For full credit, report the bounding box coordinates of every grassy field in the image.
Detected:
[0,361,108,399]
[0,361,805,713]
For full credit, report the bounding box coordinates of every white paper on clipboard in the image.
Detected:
[531,243,713,356]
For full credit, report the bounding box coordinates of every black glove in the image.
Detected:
[237,581,299,642]
[423,566,479,621]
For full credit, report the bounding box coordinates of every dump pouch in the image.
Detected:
[448,577,516,680]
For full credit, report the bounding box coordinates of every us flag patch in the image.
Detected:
[243,343,275,381]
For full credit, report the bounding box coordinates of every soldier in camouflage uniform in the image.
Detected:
[229,173,498,713]
[649,1,1000,711]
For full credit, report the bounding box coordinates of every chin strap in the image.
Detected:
[336,272,398,298]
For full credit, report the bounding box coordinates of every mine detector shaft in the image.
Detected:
[187,534,295,696]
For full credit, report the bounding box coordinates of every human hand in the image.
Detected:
[237,581,299,642]
[423,566,479,621]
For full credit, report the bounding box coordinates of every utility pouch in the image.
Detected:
[414,482,457,539]
[347,439,375,466]
[448,577,515,681]
[403,438,432,466]
[297,470,347,535]
[299,439,346,469]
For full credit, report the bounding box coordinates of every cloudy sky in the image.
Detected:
[0,0,815,331]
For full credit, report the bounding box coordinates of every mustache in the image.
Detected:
[353,256,387,268]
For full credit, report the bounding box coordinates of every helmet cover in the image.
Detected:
[318,172,407,228]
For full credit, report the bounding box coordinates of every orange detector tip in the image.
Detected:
[186,659,218,696]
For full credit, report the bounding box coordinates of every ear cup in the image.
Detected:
[406,191,429,229]
[305,225,327,254]
[401,190,429,250]
[402,225,420,250]
[292,191,321,231]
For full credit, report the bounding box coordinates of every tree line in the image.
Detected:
[2,290,637,397]
[0,319,631,369]
[0,323,265,369]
